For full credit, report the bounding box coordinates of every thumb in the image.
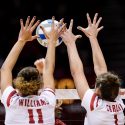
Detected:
[75,35,82,39]
[31,35,38,41]
[77,26,84,32]
[77,26,86,34]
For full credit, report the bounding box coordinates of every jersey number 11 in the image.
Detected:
[28,109,43,123]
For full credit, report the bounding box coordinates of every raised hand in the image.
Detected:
[77,13,107,76]
[34,58,45,74]
[61,19,89,100]
[61,19,82,45]
[40,16,66,45]
[1,16,40,93]
[18,16,40,42]
[77,13,103,38]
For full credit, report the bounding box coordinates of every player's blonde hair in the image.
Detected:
[14,67,43,96]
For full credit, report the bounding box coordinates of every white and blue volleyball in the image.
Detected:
[36,19,63,47]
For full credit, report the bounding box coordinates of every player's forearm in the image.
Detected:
[89,37,107,75]
[66,42,84,76]
[1,40,26,71]
[45,40,55,74]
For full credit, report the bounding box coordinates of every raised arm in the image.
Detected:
[1,16,40,94]
[77,13,107,76]
[40,17,66,91]
[61,19,89,99]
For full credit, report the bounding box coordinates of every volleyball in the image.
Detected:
[36,19,63,47]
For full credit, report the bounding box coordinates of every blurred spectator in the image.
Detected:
[57,78,75,105]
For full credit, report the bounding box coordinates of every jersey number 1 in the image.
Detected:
[28,109,43,123]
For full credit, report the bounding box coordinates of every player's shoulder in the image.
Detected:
[1,86,19,107]
[38,88,56,106]
[39,88,55,96]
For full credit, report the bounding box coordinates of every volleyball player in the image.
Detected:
[1,16,65,125]
[61,13,125,125]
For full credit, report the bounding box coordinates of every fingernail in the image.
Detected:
[77,26,81,29]
[79,35,82,38]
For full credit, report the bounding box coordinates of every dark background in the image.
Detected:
[0,0,125,125]
[0,0,125,85]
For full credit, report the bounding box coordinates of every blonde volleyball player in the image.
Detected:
[1,16,66,125]
[61,13,125,125]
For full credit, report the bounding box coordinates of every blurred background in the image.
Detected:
[0,0,125,124]
[0,0,125,84]
[0,0,125,83]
